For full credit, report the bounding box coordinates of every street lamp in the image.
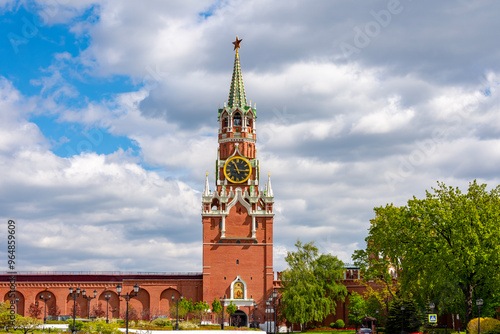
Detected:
[457,314,460,334]
[40,293,51,323]
[476,299,483,334]
[117,284,140,334]
[104,293,112,323]
[429,303,435,334]
[400,305,405,334]
[253,302,258,328]
[69,287,81,334]
[271,291,279,334]
[15,297,19,314]
[266,300,271,334]
[171,294,183,330]
[82,289,97,319]
[219,296,225,330]
[354,310,359,334]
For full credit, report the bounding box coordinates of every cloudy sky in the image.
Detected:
[1,0,500,273]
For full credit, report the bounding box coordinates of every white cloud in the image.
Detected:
[3,0,500,274]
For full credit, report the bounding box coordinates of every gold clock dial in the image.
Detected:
[223,156,252,183]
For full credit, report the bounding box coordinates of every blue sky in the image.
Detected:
[2,4,140,159]
[1,0,500,272]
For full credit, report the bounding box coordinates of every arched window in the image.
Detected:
[223,117,228,128]
[233,113,242,126]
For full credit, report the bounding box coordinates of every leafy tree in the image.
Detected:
[179,298,193,319]
[48,303,61,317]
[91,302,106,318]
[192,300,210,324]
[347,292,366,331]
[120,305,139,321]
[353,181,500,326]
[212,298,222,324]
[226,301,237,316]
[0,301,13,328]
[280,240,347,329]
[385,298,424,334]
[15,316,43,334]
[27,302,42,319]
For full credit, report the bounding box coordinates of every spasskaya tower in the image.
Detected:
[201,36,275,325]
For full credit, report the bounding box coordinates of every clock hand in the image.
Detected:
[232,161,240,173]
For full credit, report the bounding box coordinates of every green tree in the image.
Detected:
[179,298,193,319]
[212,298,222,324]
[192,300,209,324]
[353,181,500,326]
[0,301,13,328]
[385,298,424,334]
[226,301,237,317]
[280,240,347,329]
[14,316,43,334]
[347,292,365,332]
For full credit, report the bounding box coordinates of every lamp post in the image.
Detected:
[219,296,225,330]
[400,305,405,334]
[172,294,183,330]
[253,302,258,329]
[476,299,483,334]
[117,284,140,334]
[457,314,460,334]
[430,303,435,334]
[104,293,112,323]
[69,287,81,334]
[266,300,271,334]
[271,291,278,334]
[82,289,97,319]
[40,293,51,323]
[354,310,359,334]
[15,297,19,314]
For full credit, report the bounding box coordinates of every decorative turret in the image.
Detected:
[267,173,274,197]
[203,172,210,197]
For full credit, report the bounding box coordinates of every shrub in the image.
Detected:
[468,318,500,334]
[179,320,199,330]
[136,320,147,327]
[152,317,171,327]
[335,319,345,329]
[66,319,84,332]
[82,320,120,334]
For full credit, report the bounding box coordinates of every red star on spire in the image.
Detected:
[232,36,242,51]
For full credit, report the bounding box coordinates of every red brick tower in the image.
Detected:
[201,37,274,326]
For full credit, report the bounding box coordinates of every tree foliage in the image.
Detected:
[212,298,222,314]
[192,300,210,324]
[280,240,347,327]
[14,316,43,334]
[0,301,13,328]
[347,292,365,329]
[226,301,237,316]
[27,303,42,319]
[91,302,106,318]
[385,298,424,334]
[353,181,500,326]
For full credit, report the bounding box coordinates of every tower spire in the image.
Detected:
[267,173,274,197]
[203,172,210,197]
[228,36,247,108]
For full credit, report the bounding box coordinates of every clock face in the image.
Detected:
[223,156,252,183]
